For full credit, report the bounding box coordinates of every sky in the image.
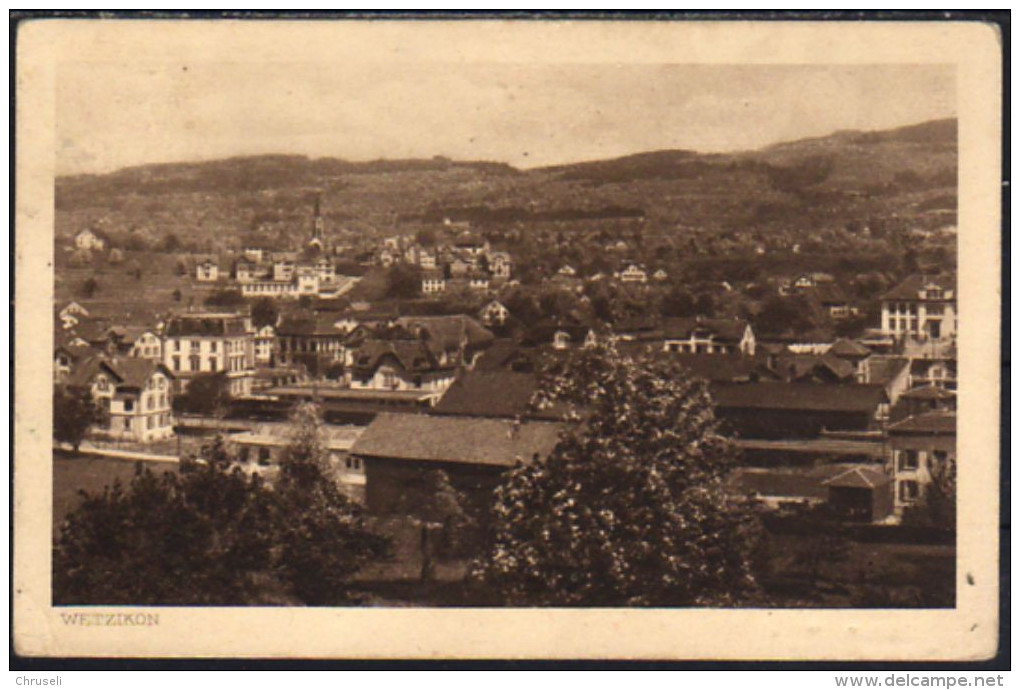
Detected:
[56,63,955,175]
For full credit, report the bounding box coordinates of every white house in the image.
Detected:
[66,356,175,444]
[74,229,106,251]
[195,258,219,282]
[478,300,510,327]
[880,274,957,341]
[662,317,756,355]
[421,271,447,295]
[619,264,648,284]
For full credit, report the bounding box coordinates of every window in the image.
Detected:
[191,341,200,351]
[123,418,131,431]
[95,377,109,392]
[258,447,271,466]
[146,416,154,430]
[898,450,919,472]
[210,342,217,353]
[189,355,200,371]
[174,341,181,352]
[147,396,154,410]
[172,356,180,371]
[123,398,134,412]
[899,480,920,503]
[159,393,166,407]
[158,377,166,390]
[209,357,217,371]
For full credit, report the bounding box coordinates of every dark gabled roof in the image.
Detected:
[900,385,956,401]
[887,411,956,435]
[473,339,539,372]
[165,313,248,337]
[66,355,172,389]
[865,355,910,386]
[351,412,562,467]
[432,370,564,420]
[395,315,494,351]
[662,317,749,343]
[709,382,888,413]
[353,339,444,374]
[766,353,856,382]
[880,273,957,301]
[55,342,97,362]
[828,338,872,358]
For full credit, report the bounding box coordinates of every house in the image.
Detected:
[467,272,490,291]
[65,355,175,444]
[861,355,912,406]
[74,228,106,251]
[821,465,895,523]
[729,463,893,521]
[814,284,858,319]
[163,312,255,397]
[897,385,956,419]
[662,317,756,355]
[452,234,490,257]
[478,300,510,327]
[524,319,596,351]
[557,265,577,278]
[254,325,277,365]
[653,268,669,282]
[421,270,447,295]
[272,259,296,282]
[764,353,857,384]
[880,274,957,341]
[54,343,97,383]
[123,328,163,360]
[826,338,872,375]
[431,370,565,421]
[709,382,889,439]
[57,301,90,330]
[235,260,263,284]
[449,257,472,278]
[195,257,220,282]
[886,411,955,514]
[909,357,957,391]
[619,264,648,284]
[490,252,513,279]
[229,423,366,502]
[350,412,563,517]
[275,313,347,375]
[241,246,268,263]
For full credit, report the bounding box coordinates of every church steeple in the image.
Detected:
[308,192,325,252]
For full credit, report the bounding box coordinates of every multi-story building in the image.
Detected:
[880,274,957,341]
[254,325,277,365]
[886,411,956,514]
[66,355,175,444]
[163,312,255,397]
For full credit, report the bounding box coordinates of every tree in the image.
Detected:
[272,404,389,604]
[54,412,389,606]
[251,297,279,329]
[386,263,421,299]
[474,340,764,606]
[53,385,108,452]
[79,276,100,298]
[175,259,188,276]
[160,233,182,252]
[173,372,231,416]
[415,227,437,247]
[171,288,183,302]
[54,437,283,605]
[204,289,246,309]
[754,295,818,338]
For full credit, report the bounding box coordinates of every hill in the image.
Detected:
[54,118,957,254]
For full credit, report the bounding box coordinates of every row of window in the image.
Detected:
[895,448,951,472]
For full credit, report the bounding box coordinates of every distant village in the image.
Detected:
[56,195,957,529]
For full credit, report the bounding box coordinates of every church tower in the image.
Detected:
[308,193,325,252]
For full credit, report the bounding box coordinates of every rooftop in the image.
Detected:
[887,411,956,435]
[351,412,562,467]
[710,382,888,413]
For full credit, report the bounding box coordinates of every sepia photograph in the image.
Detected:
[13,17,1002,662]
